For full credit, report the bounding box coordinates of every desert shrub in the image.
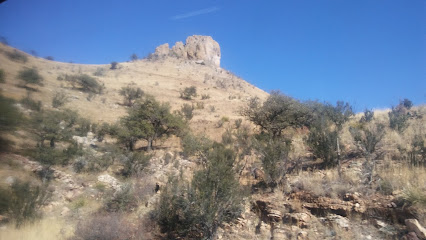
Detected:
[350,122,385,183]
[105,183,138,212]
[120,151,151,178]
[45,56,54,61]
[93,67,106,76]
[18,68,44,87]
[130,53,138,61]
[94,122,111,141]
[234,119,242,129]
[63,74,104,94]
[6,50,28,63]
[0,180,50,228]
[180,86,197,100]
[155,144,244,239]
[306,120,339,168]
[195,102,204,109]
[255,135,291,190]
[0,36,8,45]
[119,86,144,107]
[181,132,212,158]
[360,109,374,123]
[0,69,5,83]
[389,99,412,132]
[20,93,42,111]
[201,94,210,100]
[0,94,22,151]
[52,91,68,108]
[110,61,118,70]
[180,103,194,120]
[70,213,136,240]
[216,116,229,128]
[408,135,426,167]
[221,128,234,145]
[402,187,426,207]
[210,105,216,112]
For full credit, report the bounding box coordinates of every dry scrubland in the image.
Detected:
[0,40,425,240]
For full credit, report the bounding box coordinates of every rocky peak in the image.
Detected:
[153,35,221,67]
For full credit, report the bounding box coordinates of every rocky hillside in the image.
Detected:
[0,36,425,240]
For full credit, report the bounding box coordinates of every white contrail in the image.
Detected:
[171,7,219,20]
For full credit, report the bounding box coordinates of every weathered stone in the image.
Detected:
[327,214,350,230]
[405,219,426,239]
[185,35,220,67]
[284,212,312,228]
[171,41,185,58]
[402,232,420,240]
[154,43,169,56]
[97,174,121,191]
[60,207,70,216]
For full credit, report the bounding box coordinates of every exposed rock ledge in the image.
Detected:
[153,35,221,67]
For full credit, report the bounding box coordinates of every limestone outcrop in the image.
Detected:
[152,35,221,67]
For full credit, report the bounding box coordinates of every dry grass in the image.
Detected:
[0,218,73,240]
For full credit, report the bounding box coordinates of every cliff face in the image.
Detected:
[154,35,221,67]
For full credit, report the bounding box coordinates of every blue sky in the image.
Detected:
[0,0,425,111]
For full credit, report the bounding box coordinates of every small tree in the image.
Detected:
[120,96,185,151]
[45,56,54,61]
[180,86,197,100]
[0,94,22,151]
[18,68,44,88]
[242,91,312,138]
[119,86,144,107]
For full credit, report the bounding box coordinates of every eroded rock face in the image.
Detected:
[184,35,221,67]
[153,35,221,67]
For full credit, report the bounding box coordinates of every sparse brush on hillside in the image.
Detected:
[179,103,194,120]
[0,180,51,228]
[5,49,28,63]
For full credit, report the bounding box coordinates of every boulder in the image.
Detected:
[405,219,426,239]
[97,174,121,191]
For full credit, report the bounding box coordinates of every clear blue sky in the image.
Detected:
[1,0,425,111]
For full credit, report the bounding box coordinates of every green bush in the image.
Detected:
[52,91,68,108]
[105,184,138,212]
[306,120,339,168]
[0,180,50,228]
[181,132,212,158]
[201,94,210,100]
[6,50,28,63]
[18,68,44,87]
[180,86,197,100]
[0,69,5,83]
[389,101,410,132]
[62,74,104,94]
[0,94,22,151]
[119,86,144,107]
[155,144,244,239]
[120,151,151,178]
[130,53,138,61]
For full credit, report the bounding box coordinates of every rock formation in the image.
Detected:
[153,35,221,67]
